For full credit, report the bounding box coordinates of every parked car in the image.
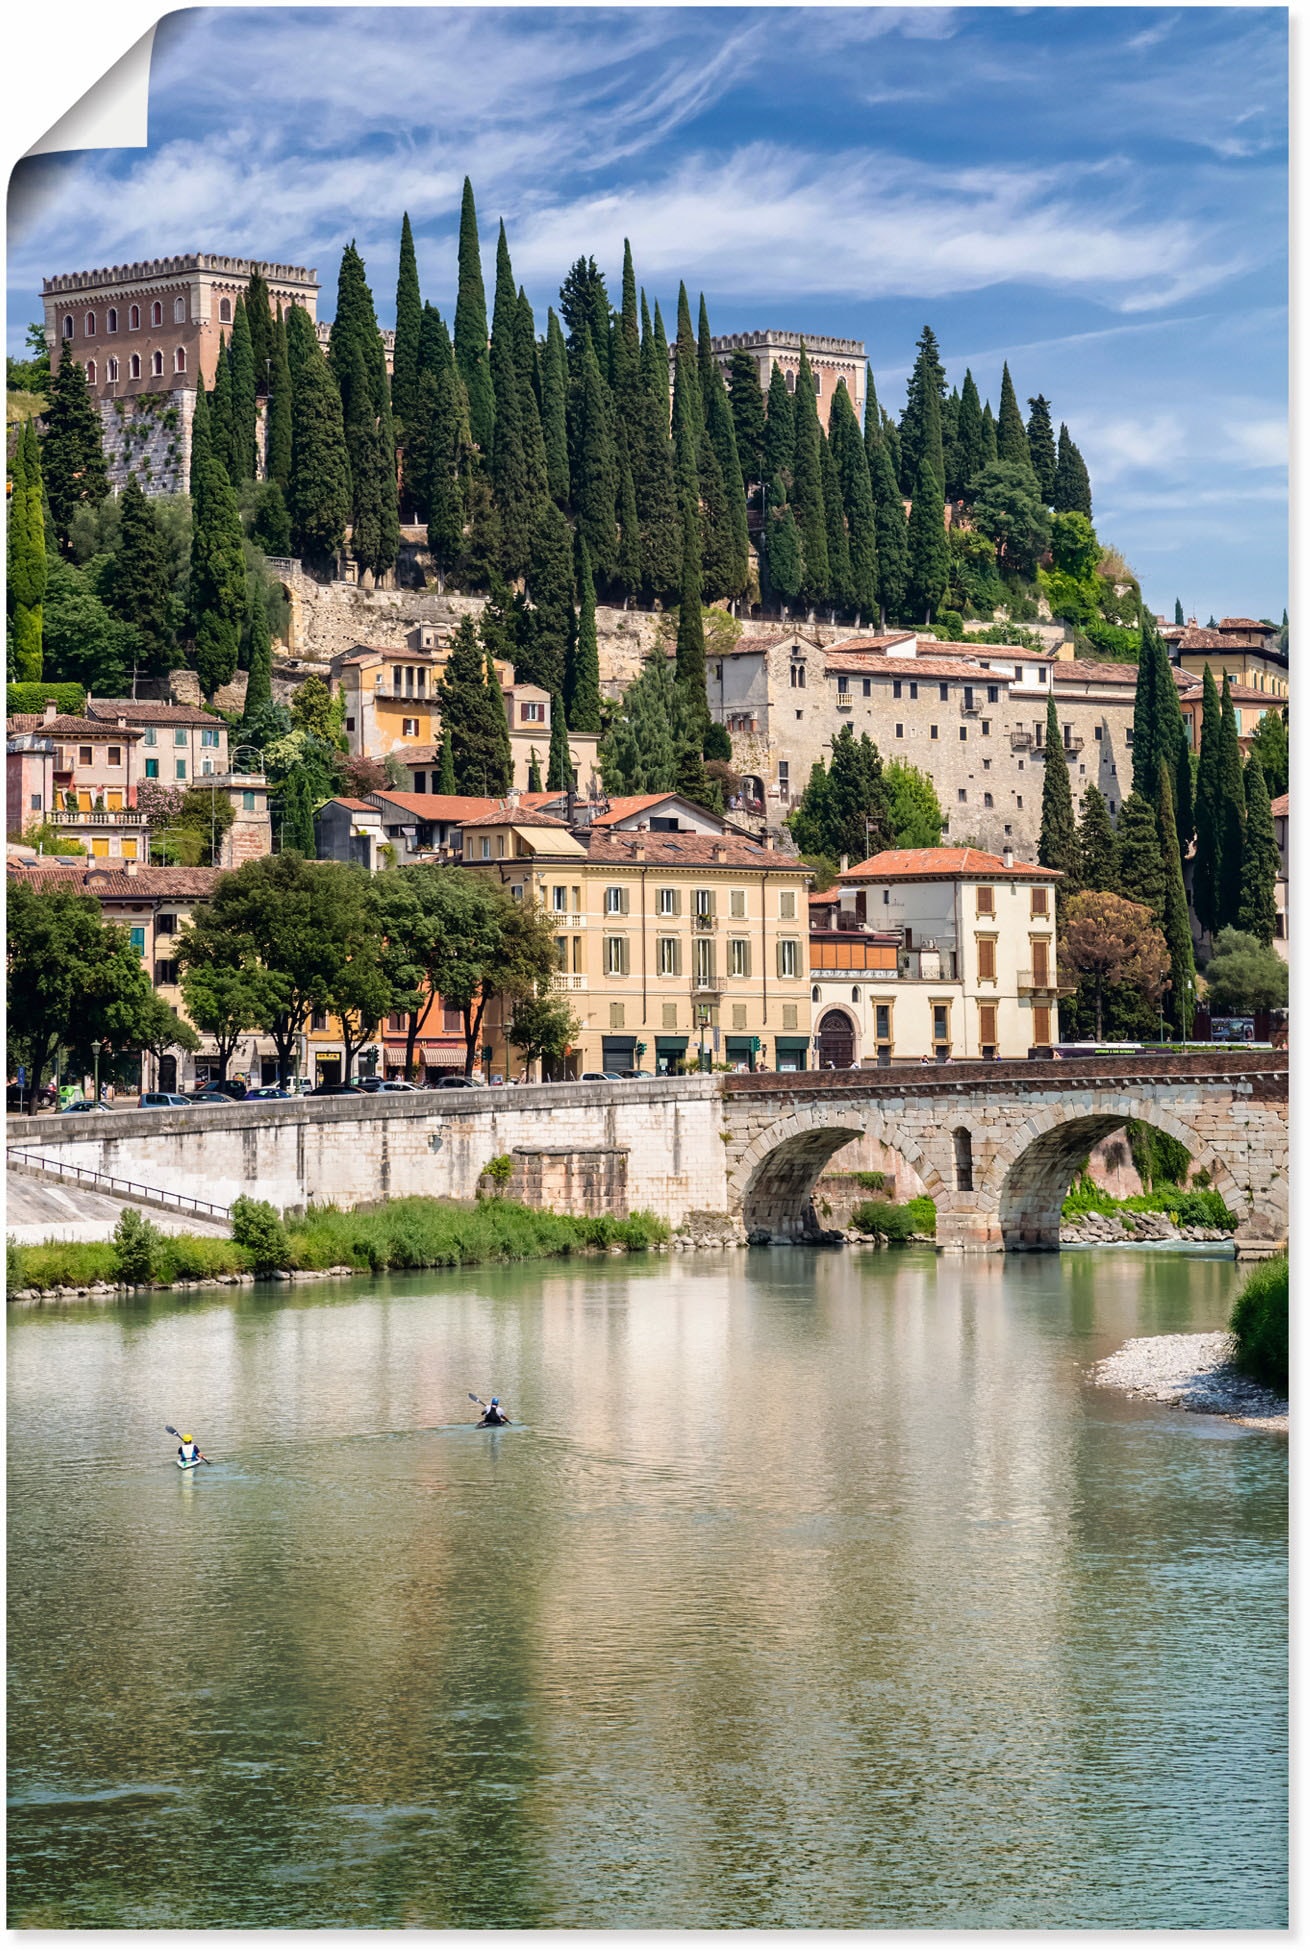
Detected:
[357,1078,424,1093]
[199,1078,247,1101]
[580,1071,627,1083]
[620,1069,654,1080]
[58,1099,115,1114]
[138,1092,194,1109]
[244,1085,295,1101]
[436,1074,479,1089]
[186,1090,238,1107]
[309,1082,367,1097]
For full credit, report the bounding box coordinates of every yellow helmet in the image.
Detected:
[182,1433,193,1442]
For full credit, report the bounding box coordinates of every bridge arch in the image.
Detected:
[732,1105,947,1241]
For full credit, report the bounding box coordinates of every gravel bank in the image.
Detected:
[1092,1332,1287,1432]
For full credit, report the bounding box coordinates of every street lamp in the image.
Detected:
[91,1039,103,1102]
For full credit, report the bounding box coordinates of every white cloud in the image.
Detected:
[1080,416,1188,482]
[1222,418,1287,470]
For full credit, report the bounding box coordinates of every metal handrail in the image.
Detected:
[8,1150,231,1220]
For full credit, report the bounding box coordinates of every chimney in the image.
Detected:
[1003,845,1014,869]
[124,859,138,876]
[713,844,727,862]
[633,841,646,861]
[764,834,774,851]
[839,853,849,873]
[43,702,57,725]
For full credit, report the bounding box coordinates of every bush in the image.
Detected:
[17,1241,118,1289]
[112,1209,160,1285]
[902,1196,937,1237]
[8,1236,25,1291]
[1229,1256,1287,1394]
[230,1196,290,1274]
[480,1155,514,1196]
[153,1235,248,1282]
[1125,1120,1192,1191]
[7,681,87,718]
[851,1199,915,1242]
[285,1196,667,1275]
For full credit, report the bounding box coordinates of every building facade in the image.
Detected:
[1169,620,1289,699]
[6,707,148,859]
[698,331,866,433]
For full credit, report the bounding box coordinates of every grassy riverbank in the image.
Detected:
[7,1197,669,1296]
[1229,1255,1288,1394]
[1060,1175,1236,1230]
[850,1197,937,1241]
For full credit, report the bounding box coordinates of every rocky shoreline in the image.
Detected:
[1061,1210,1232,1247]
[1091,1331,1287,1432]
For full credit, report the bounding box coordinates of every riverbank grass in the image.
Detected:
[1061,1174,1236,1231]
[1229,1256,1288,1394]
[850,1197,937,1241]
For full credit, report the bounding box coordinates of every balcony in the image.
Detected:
[1018,970,1076,998]
[550,912,587,928]
[897,943,959,981]
[56,808,147,826]
[690,977,723,999]
[961,699,982,716]
[552,974,588,991]
[692,912,718,931]
[1010,729,1033,749]
[1061,736,1085,756]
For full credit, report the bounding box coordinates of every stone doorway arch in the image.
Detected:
[816,1009,856,1070]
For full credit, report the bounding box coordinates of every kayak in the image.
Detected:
[176,1456,203,1470]
[476,1418,511,1429]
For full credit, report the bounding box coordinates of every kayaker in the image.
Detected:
[481,1397,510,1426]
[177,1432,203,1464]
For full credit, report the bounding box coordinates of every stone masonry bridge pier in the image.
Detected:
[6,1052,1286,1257]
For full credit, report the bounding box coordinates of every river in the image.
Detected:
[7,1245,1286,1929]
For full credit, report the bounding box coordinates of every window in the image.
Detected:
[777,938,799,978]
[786,369,796,393]
[220,297,232,324]
[129,304,140,330]
[909,681,918,701]
[729,889,746,919]
[790,662,806,688]
[694,938,716,984]
[983,757,991,770]
[605,885,630,915]
[987,685,998,704]
[730,939,750,977]
[981,720,990,737]
[129,926,146,957]
[893,680,902,699]
[552,885,567,912]
[964,687,974,710]
[155,960,179,987]
[345,717,356,733]
[201,728,220,748]
[862,679,872,697]
[875,1004,891,1042]
[605,935,629,976]
[930,725,939,740]
[984,792,994,808]
[977,937,997,982]
[779,890,796,920]
[85,312,96,337]
[152,301,163,327]
[29,791,42,812]
[174,296,186,323]
[778,761,790,796]
[1033,1005,1052,1045]
[1125,728,1134,746]
[242,791,255,811]
[933,1003,950,1053]
[895,723,904,739]
[939,684,949,702]
[609,1002,625,1029]
[976,886,995,915]
[107,357,119,382]
[78,746,92,766]
[402,718,419,736]
[960,726,968,742]
[175,347,187,373]
[693,888,715,920]
[62,314,74,339]
[554,935,569,971]
[657,887,681,917]
[657,937,681,976]
[1004,823,1012,837]
[130,354,141,379]
[107,746,121,767]
[958,788,967,803]
[813,370,822,395]
[175,760,187,780]
[954,1126,974,1189]
[521,701,544,722]
[1094,725,1103,741]
[145,758,159,779]
[85,360,96,385]
[837,675,849,696]
[107,308,118,334]
[1016,794,1023,809]
[152,351,163,377]
[1031,886,1049,917]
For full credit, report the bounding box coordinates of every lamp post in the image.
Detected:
[91,1039,103,1103]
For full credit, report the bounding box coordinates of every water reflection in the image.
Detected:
[8,1247,1285,1928]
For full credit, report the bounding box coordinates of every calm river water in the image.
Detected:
[8,1246,1286,1929]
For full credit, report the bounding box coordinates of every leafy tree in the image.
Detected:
[1053,422,1092,518]
[1247,704,1288,799]
[177,951,280,1083]
[7,419,45,680]
[454,177,495,451]
[391,211,423,440]
[1191,664,1224,934]
[7,880,156,1110]
[867,428,908,624]
[764,361,795,483]
[789,346,828,606]
[1048,509,1100,581]
[599,650,695,793]
[437,616,511,795]
[1076,782,1118,892]
[40,556,131,692]
[828,382,878,624]
[884,758,944,847]
[136,991,200,1077]
[567,537,602,732]
[228,297,258,483]
[1237,757,1279,945]
[508,992,580,1081]
[441,874,559,1076]
[1203,927,1288,1014]
[1059,890,1169,1040]
[368,868,456,1078]
[1157,767,1196,1035]
[1038,695,1078,897]
[727,348,766,489]
[1115,790,1166,923]
[41,343,109,551]
[103,474,176,677]
[1026,394,1057,501]
[288,342,351,564]
[324,893,395,1081]
[995,362,1032,473]
[788,725,892,863]
[1215,675,1247,928]
[967,461,1050,580]
[899,325,946,495]
[189,447,247,696]
[7,320,52,398]
[906,455,948,621]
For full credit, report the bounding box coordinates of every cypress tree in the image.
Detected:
[728,348,766,491]
[674,285,700,425]
[906,455,947,622]
[945,368,985,501]
[424,317,468,585]
[1131,618,1163,798]
[614,435,642,604]
[941,386,960,487]
[229,297,258,483]
[1237,757,1279,946]
[696,424,738,602]
[631,294,681,601]
[701,347,749,597]
[454,178,495,452]
[981,400,998,466]
[488,221,533,577]
[391,212,423,439]
[189,448,246,696]
[210,335,235,480]
[996,363,1032,472]
[105,473,175,675]
[790,345,828,606]
[189,378,211,499]
[266,306,293,491]
[1153,618,1193,847]
[42,342,109,551]
[547,694,573,791]
[1116,790,1166,923]
[288,343,351,564]
[566,537,602,733]
[243,268,274,389]
[539,307,571,504]
[763,482,803,616]
[1026,394,1057,501]
[829,381,878,624]
[515,287,549,509]
[650,300,672,413]
[671,325,701,525]
[765,361,795,484]
[7,419,45,680]
[329,243,398,580]
[675,504,708,734]
[243,576,272,716]
[1076,783,1118,892]
[611,240,641,419]
[1191,664,1224,935]
[1053,422,1092,517]
[899,325,946,495]
[527,749,543,793]
[571,332,618,579]
[559,255,611,365]
[436,725,457,795]
[521,498,574,698]
[1157,767,1196,1035]
[251,479,292,557]
[279,767,315,855]
[1038,694,1078,898]
[819,430,852,614]
[868,431,909,625]
[436,616,511,795]
[1215,675,1246,928]
[284,300,318,381]
[1175,597,1185,626]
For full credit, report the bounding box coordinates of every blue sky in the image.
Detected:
[8,6,1287,621]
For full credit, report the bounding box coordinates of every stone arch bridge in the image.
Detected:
[6,1052,1286,1256]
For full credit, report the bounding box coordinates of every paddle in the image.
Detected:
[164,1424,212,1464]
[467,1393,512,1425]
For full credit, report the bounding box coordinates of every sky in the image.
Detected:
[7,5,1288,622]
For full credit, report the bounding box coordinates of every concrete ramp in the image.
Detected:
[6,1169,232,1244]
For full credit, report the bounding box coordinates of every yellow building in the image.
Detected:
[1170,620,1288,699]
[459,808,814,1076]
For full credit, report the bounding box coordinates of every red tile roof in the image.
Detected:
[369,792,498,821]
[916,637,1055,662]
[86,699,225,726]
[1270,793,1288,817]
[841,846,1059,881]
[7,713,143,739]
[824,633,917,655]
[583,832,805,869]
[824,649,1014,682]
[327,798,379,813]
[1054,659,1143,687]
[459,805,571,829]
[589,793,724,828]
[6,865,222,896]
[1219,618,1270,631]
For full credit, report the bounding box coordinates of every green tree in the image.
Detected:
[614,435,642,604]
[980,400,998,466]
[250,479,292,557]
[189,448,247,696]
[789,346,829,606]
[674,506,708,733]
[228,297,258,483]
[1215,674,1247,929]
[630,297,681,601]
[1026,394,1057,501]
[884,758,943,847]
[424,318,469,584]
[819,432,852,614]
[1204,926,1288,1014]
[436,725,457,795]
[1237,757,1278,946]
[1038,695,1078,897]
[560,255,612,362]
[103,474,175,677]
[508,992,580,1082]
[788,725,892,863]
[764,361,795,483]
[1191,664,1224,935]
[762,483,803,615]
[1174,597,1185,627]
[527,748,543,792]
[539,306,571,505]
[39,556,131,692]
[410,869,557,1076]
[547,693,573,791]
[906,455,948,621]
[330,244,398,580]
[1053,422,1092,518]
[210,336,235,479]
[566,537,602,733]
[177,951,280,1083]
[829,382,878,624]
[700,342,749,597]
[7,320,52,398]
[7,419,46,680]
[437,616,512,795]
[599,651,694,794]
[1247,705,1288,799]
[1157,767,1196,1034]
[6,879,155,1110]
[948,369,986,500]
[515,285,549,511]
[454,177,495,452]
[324,888,395,1081]
[727,348,766,489]
[1115,790,1166,923]
[41,343,109,551]
[243,577,273,717]
[521,499,574,698]
[867,428,909,625]
[288,343,351,564]
[488,221,535,577]
[1058,889,1169,1041]
[899,325,946,495]
[284,300,318,382]
[968,461,1050,580]
[995,362,1032,473]
[391,211,423,440]
[243,268,274,390]
[571,332,618,579]
[1076,782,1118,892]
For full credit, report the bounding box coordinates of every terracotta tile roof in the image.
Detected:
[720,631,809,656]
[1219,617,1270,631]
[1055,659,1143,686]
[841,846,1059,881]
[335,644,438,665]
[459,805,571,829]
[824,634,917,655]
[326,797,379,813]
[916,637,1055,662]
[86,699,225,726]
[7,713,143,739]
[823,649,1014,682]
[1270,793,1288,817]
[369,792,498,821]
[583,831,805,869]
[588,793,721,828]
[6,865,222,897]
[1174,625,1283,656]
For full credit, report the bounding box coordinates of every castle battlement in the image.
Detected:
[710,330,866,359]
[43,254,317,294]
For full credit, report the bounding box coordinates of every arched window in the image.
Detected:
[953,1127,973,1192]
[174,295,187,323]
[85,358,96,385]
[786,369,796,393]
[151,301,163,327]
[851,986,860,1004]
[129,304,140,330]
[812,985,821,1004]
[152,350,163,377]
[107,357,119,382]
[85,311,96,337]
[219,297,232,324]
[129,353,141,379]
[174,347,186,373]
[62,315,74,339]
[813,370,822,395]
[107,308,118,333]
